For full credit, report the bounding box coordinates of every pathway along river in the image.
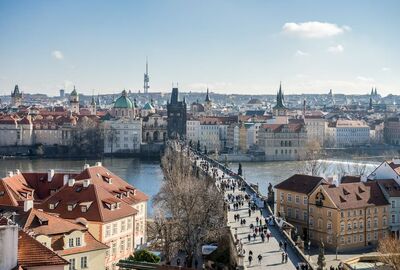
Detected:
[0,157,380,216]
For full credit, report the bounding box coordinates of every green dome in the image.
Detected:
[71,86,78,96]
[114,90,133,109]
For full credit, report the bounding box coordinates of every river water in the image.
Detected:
[0,158,381,216]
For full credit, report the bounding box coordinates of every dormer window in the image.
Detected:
[76,237,81,247]
[81,206,87,212]
[49,200,60,210]
[69,238,74,247]
[67,202,78,211]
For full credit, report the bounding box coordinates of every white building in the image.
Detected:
[326,120,370,147]
[103,90,142,154]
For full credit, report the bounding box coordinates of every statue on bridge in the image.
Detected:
[267,183,275,207]
[238,163,242,176]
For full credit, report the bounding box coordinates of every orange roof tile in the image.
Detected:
[18,230,68,268]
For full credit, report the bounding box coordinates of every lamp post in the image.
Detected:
[335,233,339,260]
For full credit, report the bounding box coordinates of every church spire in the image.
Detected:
[275,82,286,109]
[205,88,211,102]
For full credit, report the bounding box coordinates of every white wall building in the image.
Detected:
[326,120,370,147]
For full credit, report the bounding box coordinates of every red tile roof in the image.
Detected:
[74,165,149,205]
[274,174,326,194]
[321,181,389,209]
[39,180,137,222]
[18,230,68,268]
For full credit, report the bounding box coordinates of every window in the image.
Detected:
[383,217,387,226]
[303,196,308,205]
[392,201,396,208]
[120,239,125,253]
[310,217,314,228]
[327,210,332,218]
[347,236,351,244]
[374,231,378,240]
[69,238,74,248]
[303,211,308,221]
[374,218,378,228]
[367,233,371,241]
[106,225,111,237]
[359,234,363,242]
[295,195,300,204]
[340,222,345,234]
[353,221,358,230]
[113,223,117,235]
[367,219,371,229]
[287,207,292,218]
[340,236,345,244]
[76,237,81,246]
[287,194,292,202]
[392,214,396,223]
[127,218,132,230]
[69,259,76,270]
[81,256,88,268]
[121,220,126,232]
[374,208,378,214]
[347,222,352,231]
[341,211,344,218]
[327,222,332,232]
[112,242,117,255]
[127,237,131,250]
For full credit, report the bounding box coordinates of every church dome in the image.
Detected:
[114,90,133,109]
[70,86,78,96]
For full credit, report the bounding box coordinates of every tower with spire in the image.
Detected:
[89,95,97,115]
[11,84,23,107]
[273,82,288,117]
[167,86,187,139]
[143,58,150,94]
[204,88,212,115]
[69,86,80,114]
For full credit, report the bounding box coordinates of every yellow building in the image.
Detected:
[275,175,390,251]
[274,174,326,239]
[309,181,389,250]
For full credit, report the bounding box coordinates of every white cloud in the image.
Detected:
[282,21,350,38]
[356,76,374,82]
[295,50,309,56]
[52,50,64,60]
[327,44,344,53]
[382,67,391,72]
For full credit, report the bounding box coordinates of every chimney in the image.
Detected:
[95,162,102,167]
[7,171,13,177]
[15,169,21,175]
[0,223,18,270]
[361,175,367,183]
[23,200,33,212]
[68,178,75,187]
[47,169,55,182]
[63,175,69,186]
[332,175,339,187]
[83,179,90,188]
[83,164,90,170]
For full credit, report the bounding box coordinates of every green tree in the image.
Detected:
[128,249,160,263]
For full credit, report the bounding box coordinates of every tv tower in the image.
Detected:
[144,58,150,94]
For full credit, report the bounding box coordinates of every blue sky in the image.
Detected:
[0,0,399,96]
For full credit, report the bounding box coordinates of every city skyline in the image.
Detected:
[0,0,399,96]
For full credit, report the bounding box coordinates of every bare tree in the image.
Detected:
[153,145,225,267]
[297,140,327,176]
[377,237,400,270]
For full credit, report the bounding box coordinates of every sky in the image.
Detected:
[0,0,399,96]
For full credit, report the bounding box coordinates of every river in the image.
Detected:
[0,157,381,216]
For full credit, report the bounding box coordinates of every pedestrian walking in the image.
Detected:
[284,252,288,263]
[248,209,251,217]
[267,232,270,242]
[281,252,285,263]
[248,234,251,242]
[253,232,256,240]
[248,255,253,266]
[258,254,262,264]
[284,241,287,251]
